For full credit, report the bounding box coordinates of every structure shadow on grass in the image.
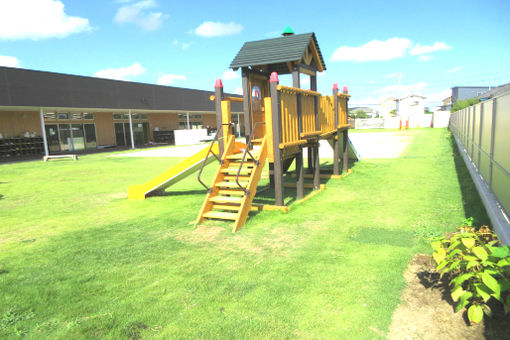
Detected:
[449,134,490,226]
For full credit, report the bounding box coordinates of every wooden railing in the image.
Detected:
[265,83,350,154]
[337,93,349,127]
[319,95,335,134]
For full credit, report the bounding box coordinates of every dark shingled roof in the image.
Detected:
[0,66,242,112]
[229,33,326,72]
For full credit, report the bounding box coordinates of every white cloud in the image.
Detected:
[0,55,20,67]
[157,74,186,85]
[447,66,463,73]
[223,70,239,80]
[331,37,412,62]
[410,42,451,55]
[234,87,243,95]
[172,39,192,50]
[375,82,428,96]
[114,0,163,31]
[424,88,451,103]
[418,55,434,61]
[384,72,401,79]
[194,21,243,37]
[94,62,146,81]
[317,71,326,77]
[0,0,91,40]
[331,38,452,63]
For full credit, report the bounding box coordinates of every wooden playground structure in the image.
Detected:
[195,31,354,232]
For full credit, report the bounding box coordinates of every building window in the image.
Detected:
[44,112,56,121]
[83,113,94,120]
[71,112,82,120]
[58,113,69,120]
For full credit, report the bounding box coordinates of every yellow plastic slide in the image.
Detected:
[128,142,245,200]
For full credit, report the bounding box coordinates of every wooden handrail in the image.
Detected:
[276,85,321,96]
[209,95,244,103]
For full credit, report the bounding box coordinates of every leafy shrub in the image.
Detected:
[431,222,510,324]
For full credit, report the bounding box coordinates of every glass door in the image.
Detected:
[115,123,126,146]
[84,124,97,149]
[45,125,60,153]
[133,123,145,146]
[70,124,85,151]
[58,124,71,152]
[123,123,132,146]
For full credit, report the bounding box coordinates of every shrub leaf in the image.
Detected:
[468,304,484,324]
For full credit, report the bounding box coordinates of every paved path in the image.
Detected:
[114,131,415,160]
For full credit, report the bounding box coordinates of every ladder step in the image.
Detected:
[221,168,253,174]
[251,138,264,144]
[228,162,255,167]
[218,189,245,196]
[209,196,244,204]
[216,181,249,188]
[203,211,238,220]
[226,153,259,160]
[212,204,241,211]
[224,175,251,181]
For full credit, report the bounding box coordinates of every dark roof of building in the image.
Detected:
[477,83,510,100]
[0,66,242,112]
[229,33,326,73]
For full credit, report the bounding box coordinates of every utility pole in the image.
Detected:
[397,73,401,117]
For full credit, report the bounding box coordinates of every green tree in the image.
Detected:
[351,110,370,119]
[451,98,479,113]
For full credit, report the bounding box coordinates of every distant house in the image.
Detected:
[476,83,510,101]
[349,106,376,118]
[451,86,491,103]
[441,96,452,111]
[378,97,397,119]
[397,94,427,127]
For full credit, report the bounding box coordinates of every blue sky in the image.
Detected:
[1,0,509,108]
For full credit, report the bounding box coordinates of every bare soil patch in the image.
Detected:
[388,254,510,340]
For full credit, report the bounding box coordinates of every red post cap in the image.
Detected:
[343,86,348,94]
[214,78,223,88]
[270,72,279,83]
[333,83,338,90]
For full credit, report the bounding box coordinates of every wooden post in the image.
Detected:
[242,68,252,141]
[215,78,224,158]
[222,101,231,152]
[312,74,320,190]
[292,65,300,88]
[343,96,350,174]
[333,83,340,175]
[270,72,284,206]
[296,86,304,199]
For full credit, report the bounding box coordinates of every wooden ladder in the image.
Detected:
[195,135,268,232]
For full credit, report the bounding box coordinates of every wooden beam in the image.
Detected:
[299,66,316,76]
[276,85,320,96]
[270,75,284,206]
[215,83,224,157]
[242,68,251,139]
[210,95,243,103]
[333,85,340,175]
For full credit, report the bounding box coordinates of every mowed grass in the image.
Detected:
[0,128,488,339]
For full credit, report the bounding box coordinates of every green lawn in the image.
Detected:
[0,128,488,339]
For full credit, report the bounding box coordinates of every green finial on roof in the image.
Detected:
[282,26,294,36]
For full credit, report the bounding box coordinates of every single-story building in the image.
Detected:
[0,66,243,160]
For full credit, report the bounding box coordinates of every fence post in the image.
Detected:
[270,72,284,206]
[215,79,224,158]
[333,83,340,175]
[489,98,497,190]
[477,103,484,170]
